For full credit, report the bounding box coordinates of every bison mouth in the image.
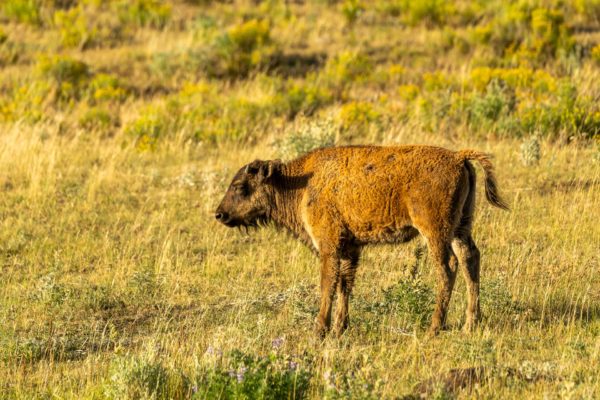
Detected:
[217,215,268,229]
[237,216,268,229]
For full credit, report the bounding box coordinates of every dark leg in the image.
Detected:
[315,248,340,338]
[428,239,458,335]
[333,245,360,337]
[452,235,481,332]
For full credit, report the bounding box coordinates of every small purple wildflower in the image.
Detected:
[288,361,298,371]
[192,385,198,394]
[272,337,285,350]
[205,345,222,358]
[236,366,248,383]
[323,369,335,389]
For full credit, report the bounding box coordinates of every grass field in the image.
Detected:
[1,0,599,398]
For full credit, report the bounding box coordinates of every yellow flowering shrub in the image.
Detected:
[322,51,372,95]
[88,74,128,103]
[398,84,419,102]
[339,101,382,133]
[469,67,556,94]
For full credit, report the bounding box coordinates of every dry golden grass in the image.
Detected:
[0,122,598,398]
[1,0,599,398]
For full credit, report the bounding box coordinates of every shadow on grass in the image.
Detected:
[525,296,600,327]
[536,178,599,196]
[406,364,561,399]
[268,51,326,77]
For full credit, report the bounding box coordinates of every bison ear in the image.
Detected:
[264,159,282,181]
[244,160,263,175]
[245,159,281,182]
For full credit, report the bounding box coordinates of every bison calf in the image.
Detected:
[215,145,508,337]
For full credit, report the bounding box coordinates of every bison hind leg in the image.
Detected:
[426,237,458,336]
[452,163,481,332]
[452,235,481,332]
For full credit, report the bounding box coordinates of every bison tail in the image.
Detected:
[458,150,510,211]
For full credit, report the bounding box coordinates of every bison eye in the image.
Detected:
[234,183,250,197]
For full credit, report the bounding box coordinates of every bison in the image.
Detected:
[215,145,508,337]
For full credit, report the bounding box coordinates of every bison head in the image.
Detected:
[215,159,281,228]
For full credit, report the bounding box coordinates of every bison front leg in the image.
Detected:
[333,245,360,337]
[315,248,340,338]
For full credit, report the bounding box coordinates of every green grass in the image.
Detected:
[0,0,599,398]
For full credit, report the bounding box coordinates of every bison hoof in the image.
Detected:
[333,319,349,337]
[314,319,330,339]
[427,328,440,337]
[462,318,479,333]
[427,324,443,337]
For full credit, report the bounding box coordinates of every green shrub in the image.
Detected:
[481,277,527,323]
[398,84,419,101]
[322,51,371,96]
[274,81,334,118]
[422,71,453,92]
[103,349,312,400]
[212,19,278,78]
[37,55,91,102]
[517,84,600,139]
[398,0,451,27]
[32,273,69,306]
[10,337,46,364]
[206,97,266,140]
[53,6,96,49]
[79,107,117,131]
[0,81,50,123]
[523,8,573,63]
[81,285,124,314]
[322,358,385,399]
[341,0,364,26]
[520,135,541,166]
[128,266,165,303]
[178,96,270,143]
[104,355,191,399]
[362,263,434,330]
[125,81,280,147]
[1,0,41,25]
[116,0,172,29]
[416,91,459,133]
[125,107,167,151]
[375,0,403,17]
[87,73,128,103]
[469,67,557,94]
[338,101,382,135]
[381,277,434,329]
[467,80,517,132]
[274,117,336,160]
[172,19,279,79]
[471,4,573,65]
[196,349,312,400]
[375,0,454,27]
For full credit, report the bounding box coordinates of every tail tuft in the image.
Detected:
[458,150,510,211]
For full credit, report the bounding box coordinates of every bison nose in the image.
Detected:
[215,211,229,222]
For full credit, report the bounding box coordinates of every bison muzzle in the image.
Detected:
[215,145,509,337]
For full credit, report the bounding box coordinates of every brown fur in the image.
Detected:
[215,145,509,337]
